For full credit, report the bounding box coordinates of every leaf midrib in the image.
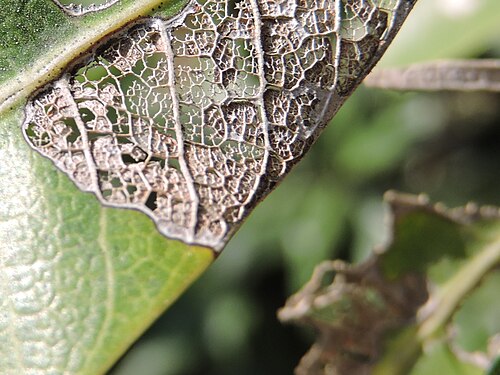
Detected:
[0,0,188,114]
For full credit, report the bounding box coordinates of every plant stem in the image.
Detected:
[418,237,500,341]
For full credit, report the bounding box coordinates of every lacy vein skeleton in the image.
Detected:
[23,0,416,250]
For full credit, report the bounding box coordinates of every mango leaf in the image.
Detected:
[279,192,500,375]
[0,102,214,375]
[0,0,417,373]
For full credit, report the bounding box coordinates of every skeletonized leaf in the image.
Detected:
[1,0,418,373]
[22,0,417,251]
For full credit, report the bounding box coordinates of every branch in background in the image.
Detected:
[364,60,500,92]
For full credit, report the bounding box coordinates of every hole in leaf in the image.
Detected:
[145,192,158,211]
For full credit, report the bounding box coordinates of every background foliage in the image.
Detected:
[109,0,500,374]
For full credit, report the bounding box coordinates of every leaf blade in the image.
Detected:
[0,0,189,111]
[0,103,213,374]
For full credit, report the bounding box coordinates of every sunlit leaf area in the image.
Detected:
[107,0,500,374]
[0,0,499,374]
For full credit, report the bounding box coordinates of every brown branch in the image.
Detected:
[364,59,500,92]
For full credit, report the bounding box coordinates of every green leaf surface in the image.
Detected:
[487,357,500,375]
[0,103,213,373]
[0,0,188,110]
[0,0,418,373]
[409,342,483,375]
[0,1,213,373]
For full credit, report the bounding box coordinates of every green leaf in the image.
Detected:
[0,102,213,373]
[0,0,418,373]
[487,357,500,375]
[279,192,500,375]
[0,0,189,109]
[0,1,213,374]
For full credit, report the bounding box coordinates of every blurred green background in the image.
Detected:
[109,0,500,374]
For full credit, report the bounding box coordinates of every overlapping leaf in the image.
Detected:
[279,192,500,375]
